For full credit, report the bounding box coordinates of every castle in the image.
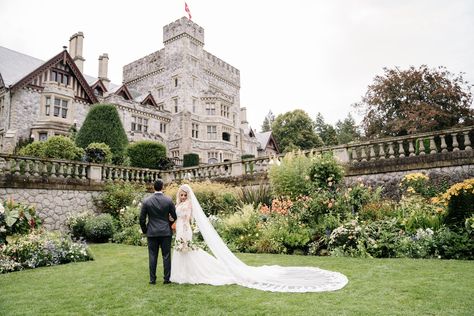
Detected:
[0,17,278,164]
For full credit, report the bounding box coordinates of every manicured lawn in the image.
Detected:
[1,243,473,315]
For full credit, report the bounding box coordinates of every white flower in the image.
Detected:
[0,202,4,215]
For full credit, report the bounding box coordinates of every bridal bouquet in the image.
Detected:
[174,237,199,252]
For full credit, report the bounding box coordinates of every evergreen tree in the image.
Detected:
[261,110,275,132]
[336,113,360,144]
[75,104,128,164]
[315,113,338,146]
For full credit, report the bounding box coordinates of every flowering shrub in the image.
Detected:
[112,205,146,246]
[328,219,366,257]
[165,181,239,216]
[397,195,445,232]
[84,214,115,243]
[307,153,344,191]
[219,204,261,252]
[268,151,314,199]
[439,178,474,226]
[400,173,430,197]
[0,230,93,273]
[66,211,95,239]
[1,198,42,244]
[258,212,311,254]
[96,182,146,218]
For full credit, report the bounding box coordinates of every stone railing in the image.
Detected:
[346,126,472,162]
[1,125,473,187]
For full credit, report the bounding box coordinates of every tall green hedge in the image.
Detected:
[126,140,167,169]
[183,153,200,167]
[75,104,128,164]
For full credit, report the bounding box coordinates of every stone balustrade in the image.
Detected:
[1,125,473,187]
[346,126,472,162]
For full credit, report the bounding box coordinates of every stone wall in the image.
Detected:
[1,187,101,231]
[345,164,474,200]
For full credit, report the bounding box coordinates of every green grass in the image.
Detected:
[1,243,473,315]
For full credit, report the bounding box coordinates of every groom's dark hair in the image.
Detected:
[154,179,164,191]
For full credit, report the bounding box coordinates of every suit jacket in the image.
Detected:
[139,192,177,237]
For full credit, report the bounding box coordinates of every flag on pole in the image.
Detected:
[185,2,192,20]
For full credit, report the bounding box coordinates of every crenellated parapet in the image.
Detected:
[163,16,204,46]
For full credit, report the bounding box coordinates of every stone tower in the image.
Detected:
[123,17,257,164]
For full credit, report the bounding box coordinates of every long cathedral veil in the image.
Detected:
[179,184,348,293]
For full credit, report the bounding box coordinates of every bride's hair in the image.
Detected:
[176,184,191,203]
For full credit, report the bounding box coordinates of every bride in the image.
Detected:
[170,184,348,292]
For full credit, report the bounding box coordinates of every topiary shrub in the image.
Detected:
[126,140,167,169]
[75,104,128,165]
[42,135,84,160]
[183,153,200,167]
[85,142,112,164]
[84,214,115,243]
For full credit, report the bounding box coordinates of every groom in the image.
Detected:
[140,179,177,285]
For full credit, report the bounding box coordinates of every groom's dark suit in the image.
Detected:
[140,192,177,284]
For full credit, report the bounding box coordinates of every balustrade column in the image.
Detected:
[464,131,472,150]
[418,139,426,155]
[388,142,395,159]
[379,144,386,160]
[360,147,367,162]
[369,145,376,161]
[351,147,359,163]
[440,135,448,153]
[429,137,437,154]
[452,133,459,151]
[408,141,415,157]
[398,141,405,158]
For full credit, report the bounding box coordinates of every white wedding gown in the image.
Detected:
[170,185,348,292]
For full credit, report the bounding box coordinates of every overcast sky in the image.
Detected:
[1,0,473,130]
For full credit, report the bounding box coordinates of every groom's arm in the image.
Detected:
[169,202,177,221]
[139,201,148,234]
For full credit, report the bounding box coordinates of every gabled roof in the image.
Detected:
[0,46,44,87]
[6,49,98,104]
[140,93,158,106]
[256,131,280,153]
[113,84,133,100]
[91,79,108,93]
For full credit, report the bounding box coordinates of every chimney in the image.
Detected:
[69,32,85,73]
[98,53,110,89]
[240,107,248,129]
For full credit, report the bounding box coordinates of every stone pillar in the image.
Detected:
[333,147,349,163]
[87,164,102,182]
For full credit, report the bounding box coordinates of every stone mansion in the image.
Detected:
[0,17,278,164]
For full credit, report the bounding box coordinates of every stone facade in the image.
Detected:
[0,17,259,163]
[0,187,101,231]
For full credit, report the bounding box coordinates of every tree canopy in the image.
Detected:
[355,65,474,137]
[271,109,323,152]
